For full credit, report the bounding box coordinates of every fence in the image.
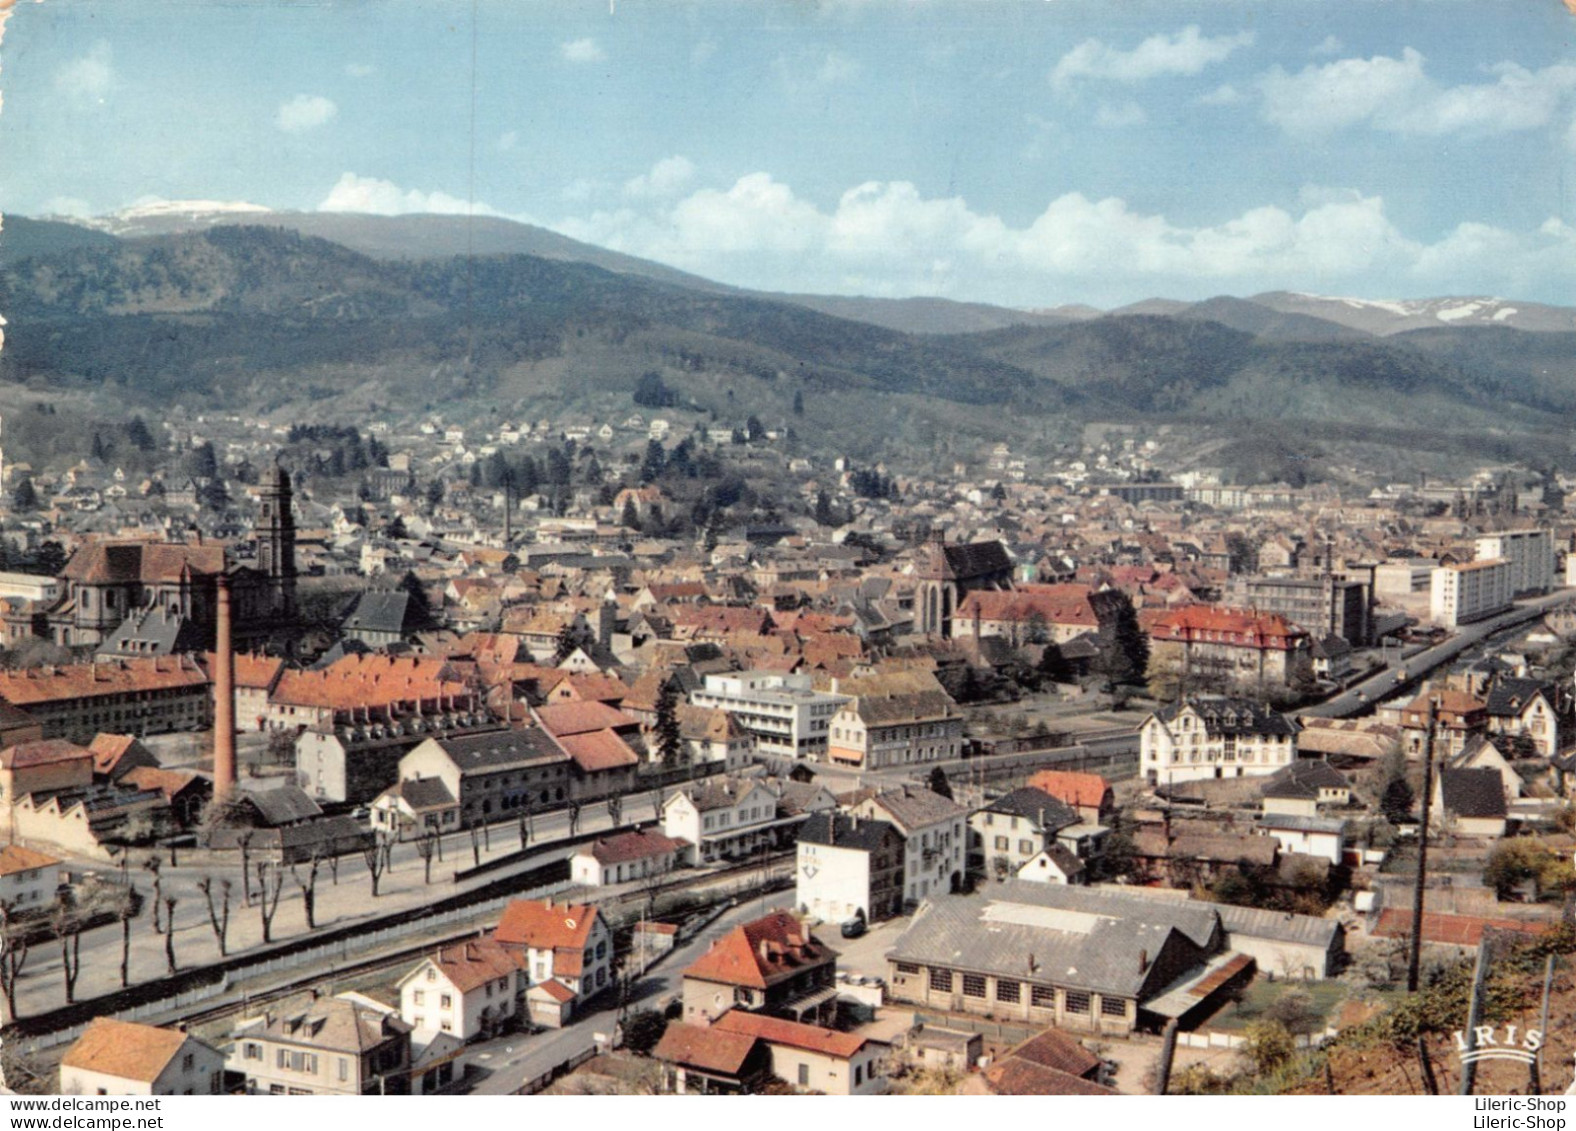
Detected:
[516,1045,600,1095]
[1176,1027,1337,1052]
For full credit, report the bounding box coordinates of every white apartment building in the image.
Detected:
[1139,697,1300,787]
[690,671,849,761]
[1475,530,1556,597]
[1431,559,1513,627]
[662,776,789,865]
[850,785,968,905]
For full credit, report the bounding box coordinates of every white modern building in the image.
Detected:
[689,671,849,761]
[1431,559,1513,627]
[1475,530,1556,597]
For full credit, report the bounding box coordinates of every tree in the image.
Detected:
[416,831,438,884]
[51,905,82,1005]
[0,901,29,1023]
[125,417,157,452]
[1240,1019,1295,1075]
[622,1009,669,1056]
[568,800,583,837]
[1094,592,1149,689]
[144,856,164,934]
[814,489,836,527]
[11,479,38,512]
[162,897,179,974]
[256,861,285,944]
[607,794,623,827]
[1380,776,1415,825]
[553,623,581,665]
[1039,641,1076,684]
[793,390,805,416]
[655,679,684,766]
[294,852,323,929]
[187,441,219,481]
[745,415,765,442]
[363,835,390,897]
[119,886,136,989]
[640,440,666,484]
[621,498,640,531]
[196,877,232,957]
[928,766,953,801]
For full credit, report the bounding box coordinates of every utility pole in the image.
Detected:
[1407,698,1439,994]
[1458,934,1493,1095]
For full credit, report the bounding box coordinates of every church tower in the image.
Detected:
[256,464,297,621]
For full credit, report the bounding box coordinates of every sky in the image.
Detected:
[3,0,1576,308]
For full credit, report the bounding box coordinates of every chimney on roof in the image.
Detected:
[1138,949,1149,974]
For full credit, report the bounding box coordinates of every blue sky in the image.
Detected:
[3,0,1576,307]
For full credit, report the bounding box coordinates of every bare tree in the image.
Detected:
[143,855,163,934]
[236,831,256,906]
[293,851,322,930]
[468,820,482,869]
[568,799,583,837]
[0,901,30,1023]
[50,904,82,1004]
[607,793,623,827]
[119,885,135,989]
[415,831,437,884]
[329,848,341,885]
[363,834,389,897]
[162,896,178,974]
[518,798,534,849]
[482,818,491,852]
[196,877,232,957]
[255,861,285,944]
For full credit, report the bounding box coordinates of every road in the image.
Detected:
[1304,591,1570,718]
[459,899,769,1094]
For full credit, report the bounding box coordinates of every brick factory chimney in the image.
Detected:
[213,573,237,799]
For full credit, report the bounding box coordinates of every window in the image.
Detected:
[1018,839,1034,856]
[962,974,986,998]
[895,962,920,976]
[994,836,1009,851]
[182,1053,194,1072]
[798,1064,810,1087]
[854,1065,863,1086]
[440,994,452,1009]
[1066,991,1091,1014]
[243,1043,262,1061]
[996,979,1020,1004]
[338,1059,349,1082]
[928,967,953,993]
[1101,996,1127,1018]
[413,990,425,1005]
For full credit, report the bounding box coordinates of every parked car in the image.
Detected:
[840,916,867,939]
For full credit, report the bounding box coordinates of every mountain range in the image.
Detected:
[2,205,1575,475]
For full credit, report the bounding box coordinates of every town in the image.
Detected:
[0,403,1570,1096]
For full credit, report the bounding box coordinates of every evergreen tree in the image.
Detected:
[188,441,218,481]
[125,417,156,452]
[91,432,108,462]
[11,479,39,512]
[814,489,835,527]
[1038,641,1075,684]
[655,679,685,765]
[1380,776,1415,825]
[793,390,805,416]
[425,479,445,508]
[640,440,666,484]
[553,622,581,664]
[621,498,640,531]
[745,415,765,441]
[927,766,953,801]
[1094,592,1149,688]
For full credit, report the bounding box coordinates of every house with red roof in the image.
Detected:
[1148,605,1311,689]
[1025,770,1115,824]
[681,909,839,1027]
[397,938,528,1041]
[570,828,688,887]
[492,897,612,1027]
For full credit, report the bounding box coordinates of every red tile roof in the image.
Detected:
[555,730,640,773]
[493,899,601,953]
[0,739,95,771]
[711,1009,871,1059]
[533,701,637,737]
[683,910,833,990]
[0,657,209,706]
[417,939,525,994]
[1150,605,1307,649]
[581,828,687,866]
[271,654,471,711]
[61,1018,207,1083]
[653,1021,761,1076]
[1026,770,1112,812]
[0,843,60,877]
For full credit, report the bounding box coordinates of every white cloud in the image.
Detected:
[319,173,502,217]
[549,172,1576,304]
[1258,49,1576,136]
[560,38,606,64]
[624,156,696,200]
[497,131,519,153]
[54,41,114,104]
[276,94,338,134]
[1094,100,1147,128]
[42,196,93,218]
[1052,26,1253,89]
[1310,35,1343,57]
[1197,84,1242,106]
[345,62,375,78]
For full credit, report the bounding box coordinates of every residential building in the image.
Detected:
[970,787,1096,879]
[530,701,643,801]
[264,654,479,734]
[662,776,791,866]
[397,939,526,1042]
[1147,606,1310,690]
[1025,770,1115,824]
[61,1019,225,1096]
[1259,760,1353,817]
[1484,677,1560,758]
[385,727,568,833]
[710,1009,888,1095]
[973,1027,1115,1096]
[824,685,963,770]
[0,656,211,742]
[1138,697,1300,786]
[850,784,968,904]
[1475,530,1555,597]
[1213,904,1346,980]
[230,993,412,1095]
[681,910,839,1027]
[689,671,849,761]
[1256,813,1347,865]
[1435,767,1509,838]
[1398,689,1488,759]
[570,828,688,888]
[0,843,61,911]
[491,898,613,1026]
[1224,574,1374,647]
[1431,559,1512,627]
[795,813,904,925]
[674,704,754,772]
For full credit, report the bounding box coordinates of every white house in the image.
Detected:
[662,776,786,866]
[1256,813,1347,865]
[795,813,905,924]
[849,784,968,905]
[570,828,687,887]
[398,939,525,1042]
[1139,697,1300,787]
[492,898,614,1027]
[61,1019,225,1096]
[0,843,60,911]
[1014,844,1087,886]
